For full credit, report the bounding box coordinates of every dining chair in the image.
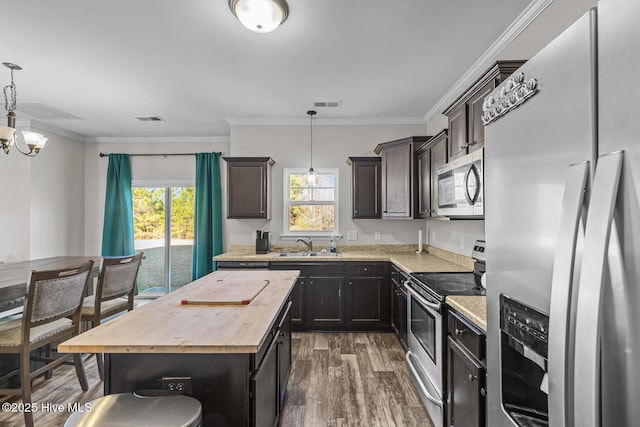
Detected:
[0,260,94,427]
[80,252,143,380]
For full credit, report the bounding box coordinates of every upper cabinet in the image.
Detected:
[416,130,448,219]
[223,157,275,219]
[443,61,525,161]
[374,136,429,220]
[347,157,381,219]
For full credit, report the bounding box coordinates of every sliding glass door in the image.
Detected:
[133,185,194,296]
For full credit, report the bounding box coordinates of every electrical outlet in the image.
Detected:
[162,377,192,394]
[460,237,465,249]
[347,230,358,241]
[374,231,381,241]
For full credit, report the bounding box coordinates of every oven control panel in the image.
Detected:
[500,294,549,356]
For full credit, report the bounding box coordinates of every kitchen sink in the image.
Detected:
[278,251,341,257]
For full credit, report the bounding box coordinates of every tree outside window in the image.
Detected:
[285,169,338,233]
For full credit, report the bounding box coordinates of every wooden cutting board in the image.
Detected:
[180,278,270,306]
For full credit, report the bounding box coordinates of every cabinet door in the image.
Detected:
[346,277,384,325]
[277,303,292,408]
[468,82,494,153]
[390,276,400,336]
[306,277,344,328]
[226,159,272,219]
[448,104,468,161]
[398,286,408,349]
[289,278,305,328]
[252,336,279,427]
[352,159,381,219]
[381,142,413,219]
[416,148,431,218]
[448,337,486,427]
[430,136,447,217]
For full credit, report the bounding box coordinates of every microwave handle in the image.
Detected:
[464,164,481,205]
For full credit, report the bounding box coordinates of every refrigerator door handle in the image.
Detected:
[573,150,624,427]
[548,160,589,427]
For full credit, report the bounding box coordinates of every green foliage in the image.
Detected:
[132,187,194,240]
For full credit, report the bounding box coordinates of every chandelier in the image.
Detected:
[1,62,48,157]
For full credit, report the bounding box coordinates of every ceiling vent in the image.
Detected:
[17,103,80,120]
[135,116,165,122]
[313,101,341,108]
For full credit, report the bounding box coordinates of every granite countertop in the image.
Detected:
[214,244,474,274]
[446,295,487,332]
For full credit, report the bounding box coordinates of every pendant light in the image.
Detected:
[306,110,317,187]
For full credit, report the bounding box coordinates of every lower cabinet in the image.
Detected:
[390,265,408,349]
[447,309,486,427]
[270,261,390,331]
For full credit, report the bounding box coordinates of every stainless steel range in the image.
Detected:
[405,240,486,427]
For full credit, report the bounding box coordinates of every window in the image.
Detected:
[132,184,195,296]
[284,169,338,234]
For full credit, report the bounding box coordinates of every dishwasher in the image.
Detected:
[215,260,270,270]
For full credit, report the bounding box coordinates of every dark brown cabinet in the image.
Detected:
[270,262,390,331]
[443,61,525,161]
[374,136,429,219]
[347,157,381,219]
[390,265,408,349]
[345,262,390,329]
[447,309,486,427]
[416,130,448,219]
[223,157,274,219]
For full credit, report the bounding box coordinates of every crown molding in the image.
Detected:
[85,136,230,144]
[15,118,87,142]
[226,117,426,126]
[424,0,554,123]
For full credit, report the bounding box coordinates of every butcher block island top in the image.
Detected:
[58,270,299,354]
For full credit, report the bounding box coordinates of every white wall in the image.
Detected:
[422,0,596,256]
[83,139,230,256]
[228,123,428,249]
[0,126,85,262]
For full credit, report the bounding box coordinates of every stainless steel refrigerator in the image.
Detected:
[483,0,640,425]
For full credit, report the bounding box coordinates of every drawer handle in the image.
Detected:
[455,328,466,336]
[468,374,477,382]
[480,388,486,397]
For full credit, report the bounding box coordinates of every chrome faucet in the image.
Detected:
[296,237,313,252]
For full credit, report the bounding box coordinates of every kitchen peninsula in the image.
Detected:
[59,270,299,427]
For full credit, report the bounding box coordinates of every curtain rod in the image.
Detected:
[99,152,222,158]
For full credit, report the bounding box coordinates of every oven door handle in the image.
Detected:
[406,350,443,406]
[405,281,441,311]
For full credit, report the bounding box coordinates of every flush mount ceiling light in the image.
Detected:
[306,110,317,187]
[0,62,48,157]
[228,0,289,33]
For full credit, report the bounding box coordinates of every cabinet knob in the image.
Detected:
[480,388,486,397]
[455,328,465,336]
[468,374,477,382]
[459,144,469,150]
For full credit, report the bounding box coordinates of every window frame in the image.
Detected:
[282,168,339,237]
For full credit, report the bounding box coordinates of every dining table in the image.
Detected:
[0,255,102,314]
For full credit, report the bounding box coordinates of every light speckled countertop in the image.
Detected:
[214,245,473,273]
[446,296,487,332]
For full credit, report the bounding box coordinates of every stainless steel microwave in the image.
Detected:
[436,149,484,218]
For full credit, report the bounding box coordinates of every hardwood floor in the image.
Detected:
[280,333,433,427]
[0,333,432,427]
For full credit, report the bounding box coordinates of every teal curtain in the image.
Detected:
[101,154,135,256]
[192,152,223,280]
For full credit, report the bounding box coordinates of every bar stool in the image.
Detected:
[64,392,202,427]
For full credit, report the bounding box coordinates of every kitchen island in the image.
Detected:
[59,270,299,427]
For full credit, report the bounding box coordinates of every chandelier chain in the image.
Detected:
[3,68,17,113]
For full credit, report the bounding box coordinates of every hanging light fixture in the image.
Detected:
[306,110,317,187]
[1,62,48,157]
[228,0,289,33]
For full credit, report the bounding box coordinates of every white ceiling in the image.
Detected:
[3,0,531,139]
